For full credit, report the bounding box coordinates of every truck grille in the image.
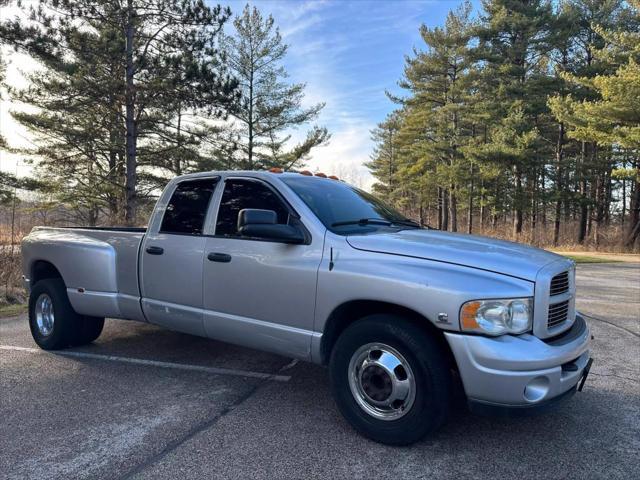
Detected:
[550,271,569,296]
[548,300,570,328]
[534,264,575,338]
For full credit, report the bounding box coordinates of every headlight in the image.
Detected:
[460,298,533,335]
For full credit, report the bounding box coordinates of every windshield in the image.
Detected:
[281,176,421,234]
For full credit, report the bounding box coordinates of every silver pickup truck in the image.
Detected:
[21,170,592,445]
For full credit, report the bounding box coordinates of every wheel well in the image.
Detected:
[319,300,456,368]
[31,260,63,286]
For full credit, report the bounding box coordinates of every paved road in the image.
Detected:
[1,264,638,479]
[575,263,640,336]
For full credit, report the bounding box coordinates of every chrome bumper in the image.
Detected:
[445,313,591,407]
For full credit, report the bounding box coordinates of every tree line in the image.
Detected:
[367,0,640,249]
[0,0,329,226]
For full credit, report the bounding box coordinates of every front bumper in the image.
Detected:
[445,313,591,409]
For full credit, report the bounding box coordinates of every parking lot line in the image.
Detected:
[0,345,292,382]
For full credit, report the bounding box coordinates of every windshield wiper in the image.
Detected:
[391,219,422,228]
[331,218,393,227]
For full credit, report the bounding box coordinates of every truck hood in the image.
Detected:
[346,229,566,281]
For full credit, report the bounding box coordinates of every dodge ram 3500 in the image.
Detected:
[22,170,592,445]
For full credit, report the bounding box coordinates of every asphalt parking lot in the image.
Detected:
[1,263,639,480]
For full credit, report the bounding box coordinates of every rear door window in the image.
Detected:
[160,178,219,235]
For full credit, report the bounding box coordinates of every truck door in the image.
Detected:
[140,177,219,337]
[202,177,324,359]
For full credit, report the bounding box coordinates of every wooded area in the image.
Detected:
[0,0,639,253]
[368,0,640,249]
[0,1,328,227]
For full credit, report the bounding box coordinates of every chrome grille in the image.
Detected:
[534,263,575,338]
[550,271,569,296]
[548,299,570,328]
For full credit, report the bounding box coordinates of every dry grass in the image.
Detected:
[553,251,639,263]
[0,228,28,245]
[466,222,638,253]
[560,254,622,263]
[0,249,26,308]
[403,205,638,252]
[0,302,27,317]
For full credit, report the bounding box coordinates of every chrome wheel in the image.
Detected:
[348,343,416,421]
[35,293,55,336]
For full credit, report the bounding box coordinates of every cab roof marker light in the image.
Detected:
[315,172,327,178]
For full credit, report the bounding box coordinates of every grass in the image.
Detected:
[562,254,622,264]
[0,302,27,317]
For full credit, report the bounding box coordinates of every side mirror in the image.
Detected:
[237,209,305,244]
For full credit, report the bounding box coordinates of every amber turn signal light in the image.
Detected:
[460,301,481,330]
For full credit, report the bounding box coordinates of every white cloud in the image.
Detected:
[305,120,375,189]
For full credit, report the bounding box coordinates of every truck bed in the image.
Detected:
[22,226,147,322]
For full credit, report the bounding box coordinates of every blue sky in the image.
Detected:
[224,0,480,186]
[0,0,480,187]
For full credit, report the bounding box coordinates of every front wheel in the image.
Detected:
[329,315,451,445]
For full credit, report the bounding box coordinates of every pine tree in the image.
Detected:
[1,0,237,225]
[0,35,41,203]
[473,0,555,237]
[367,112,402,200]
[550,1,640,246]
[382,2,475,232]
[561,0,626,244]
[0,43,13,202]
[222,5,329,170]
[0,53,5,150]
[364,0,636,249]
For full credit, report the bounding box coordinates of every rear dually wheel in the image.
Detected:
[28,278,104,350]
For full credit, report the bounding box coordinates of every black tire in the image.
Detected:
[28,278,81,350]
[72,316,105,346]
[329,314,451,445]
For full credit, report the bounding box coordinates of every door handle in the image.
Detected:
[146,246,164,255]
[207,252,232,263]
